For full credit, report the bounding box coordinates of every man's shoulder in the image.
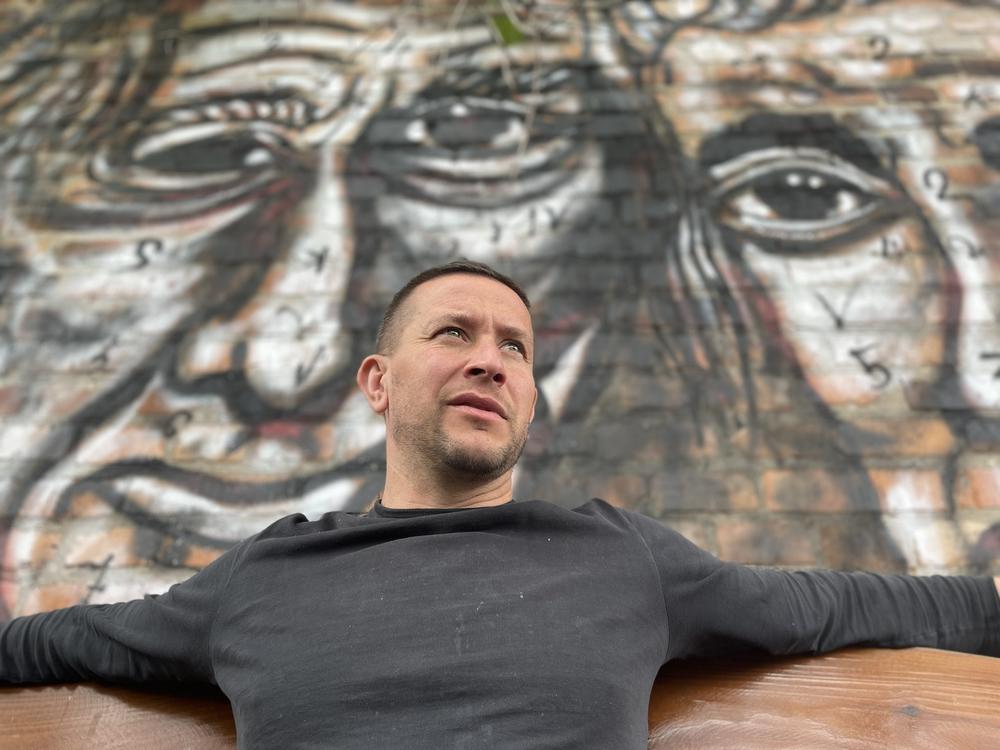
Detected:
[243,509,369,542]
[523,497,655,531]
[239,498,660,543]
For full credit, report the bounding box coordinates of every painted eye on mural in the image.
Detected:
[366,67,586,208]
[971,116,1000,171]
[91,120,293,194]
[709,147,901,248]
[408,97,530,151]
[132,129,280,175]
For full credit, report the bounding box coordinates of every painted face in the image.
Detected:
[614,0,1000,569]
[380,274,537,482]
[638,2,1000,420]
[0,0,613,614]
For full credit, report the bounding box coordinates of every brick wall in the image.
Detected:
[1,0,999,617]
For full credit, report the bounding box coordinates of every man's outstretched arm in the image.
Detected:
[628,510,1000,662]
[0,540,243,686]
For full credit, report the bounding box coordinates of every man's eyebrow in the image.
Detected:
[426,312,532,345]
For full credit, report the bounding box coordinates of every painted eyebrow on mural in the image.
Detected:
[697,113,887,178]
[169,15,405,88]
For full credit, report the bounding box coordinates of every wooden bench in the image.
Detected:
[2,648,998,749]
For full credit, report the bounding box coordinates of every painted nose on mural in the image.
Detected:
[174,161,356,413]
[905,135,1000,413]
[950,242,1000,413]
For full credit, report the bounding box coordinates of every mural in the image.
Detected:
[1,0,999,618]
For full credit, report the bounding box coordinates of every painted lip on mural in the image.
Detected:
[47,455,379,546]
[447,393,507,420]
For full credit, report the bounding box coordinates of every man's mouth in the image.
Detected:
[447,393,507,420]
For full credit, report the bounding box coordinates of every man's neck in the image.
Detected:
[379,465,514,510]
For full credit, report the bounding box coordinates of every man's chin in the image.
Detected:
[439,434,522,480]
[441,448,512,480]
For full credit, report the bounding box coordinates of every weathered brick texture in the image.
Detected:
[1,0,999,618]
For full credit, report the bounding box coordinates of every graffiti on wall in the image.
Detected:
[1,0,999,617]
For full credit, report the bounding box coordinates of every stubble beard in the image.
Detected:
[394,409,529,482]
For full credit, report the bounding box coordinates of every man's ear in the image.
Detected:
[356,354,389,416]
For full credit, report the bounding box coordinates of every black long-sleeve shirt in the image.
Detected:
[2,499,999,749]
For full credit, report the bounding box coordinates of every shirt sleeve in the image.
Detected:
[0,539,245,686]
[626,510,1000,662]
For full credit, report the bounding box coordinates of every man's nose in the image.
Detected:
[174,146,355,410]
[465,340,507,385]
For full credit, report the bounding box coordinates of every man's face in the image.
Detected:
[380,274,537,482]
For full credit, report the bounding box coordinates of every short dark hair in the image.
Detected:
[375,260,531,354]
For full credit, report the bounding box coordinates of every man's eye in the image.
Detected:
[709,147,900,248]
[502,341,525,354]
[439,327,464,338]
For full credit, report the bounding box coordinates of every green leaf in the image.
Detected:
[491,13,525,45]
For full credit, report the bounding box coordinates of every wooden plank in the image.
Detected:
[649,647,1000,750]
[1,647,997,748]
[1,684,235,750]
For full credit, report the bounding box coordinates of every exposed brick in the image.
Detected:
[660,518,717,555]
[55,488,116,519]
[21,529,63,570]
[587,473,649,508]
[20,583,90,616]
[955,467,1000,510]
[63,525,140,568]
[183,542,226,570]
[868,470,947,513]
[716,517,818,567]
[762,470,853,514]
[819,518,910,573]
[650,470,759,513]
[834,418,955,458]
[951,11,1000,32]
[965,519,1000,573]
[0,387,25,416]
[881,516,969,572]
[889,6,949,34]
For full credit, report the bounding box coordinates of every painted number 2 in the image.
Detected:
[922,168,949,200]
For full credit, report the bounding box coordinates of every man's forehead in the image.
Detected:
[406,275,532,331]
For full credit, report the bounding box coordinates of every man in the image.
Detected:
[2,261,999,750]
